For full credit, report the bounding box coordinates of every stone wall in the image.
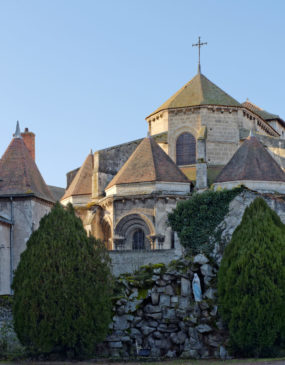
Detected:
[95,194,188,255]
[212,190,285,264]
[0,224,11,295]
[0,297,23,357]
[0,197,52,295]
[149,106,285,171]
[148,111,169,135]
[109,248,183,277]
[100,255,228,360]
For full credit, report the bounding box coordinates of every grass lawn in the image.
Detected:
[1,358,285,364]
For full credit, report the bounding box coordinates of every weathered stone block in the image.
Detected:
[196,324,212,333]
[163,307,176,320]
[147,320,158,328]
[141,326,155,336]
[181,277,191,296]
[113,315,130,330]
[144,304,161,313]
[109,341,123,348]
[130,328,141,338]
[170,295,179,303]
[165,284,175,295]
[145,312,162,320]
[200,264,214,277]
[179,296,190,309]
[153,331,163,339]
[155,338,172,350]
[160,294,170,306]
[181,349,200,359]
[193,254,209,265]
[204,288,216,300]
[151,292,160,305]
[170,331,187,344]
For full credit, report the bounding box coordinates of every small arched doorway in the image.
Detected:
[132,229,145,250]
[176,132,196,165]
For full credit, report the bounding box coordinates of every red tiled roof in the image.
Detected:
[61,153,93,200]
[0,137,54,202]
[215,136,285,183]
[106,137,190,189]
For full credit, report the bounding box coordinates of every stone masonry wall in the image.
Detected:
[100,255,228,360]
[0,197,52,295]
[109,248,183,277]
[0,297,23,357]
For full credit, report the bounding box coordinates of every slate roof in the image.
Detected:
[48,185,65,201]
[106,137,190,189]
[148,72,241,117]
[61,152,93,200]
[215,136,285,183]
[0,136,54,202]
[242,100,279,120]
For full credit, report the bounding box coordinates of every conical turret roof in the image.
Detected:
[148,73,240,117]
[215,135,285,183]
[0,130,54,202]
[106,137,190,189]
[61,152,93,201]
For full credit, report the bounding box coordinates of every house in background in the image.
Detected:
[0,123,64,295]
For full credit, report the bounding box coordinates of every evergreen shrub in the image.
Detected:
[12,203,113,359]
[218,197,285,357]
[168,187,243,254]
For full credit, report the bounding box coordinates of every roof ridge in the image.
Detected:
[106,137,190,189]
[215,136,285,183]
[200,73,240,105]
[61,152,93,200]
[0,137,54,202]
[149,138,159,181]
[198,73,205,103]
[147,72,241,118]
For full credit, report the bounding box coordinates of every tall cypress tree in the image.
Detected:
[218,197,285,357]
[12,202,113,358]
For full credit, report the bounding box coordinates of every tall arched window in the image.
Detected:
[176,132,196,165]
[132,229,145,250]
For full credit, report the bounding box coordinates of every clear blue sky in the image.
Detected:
[1,0,285,188]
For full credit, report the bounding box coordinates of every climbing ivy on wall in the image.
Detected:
[168,187,244,255]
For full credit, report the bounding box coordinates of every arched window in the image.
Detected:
[132,229,145,250]
[176,132,196,165]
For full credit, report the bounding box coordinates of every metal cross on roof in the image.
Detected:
[192,36,207,74]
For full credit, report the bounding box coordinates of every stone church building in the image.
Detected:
[1,67,285,290]
[60,69,285,273]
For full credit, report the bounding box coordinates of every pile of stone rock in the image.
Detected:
[0,297,23,356]
[100,254,228,359]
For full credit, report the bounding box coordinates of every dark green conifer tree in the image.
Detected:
[218,197,285,357]
[12,202,113,358]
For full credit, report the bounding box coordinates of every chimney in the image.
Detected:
[21,128,35,161]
